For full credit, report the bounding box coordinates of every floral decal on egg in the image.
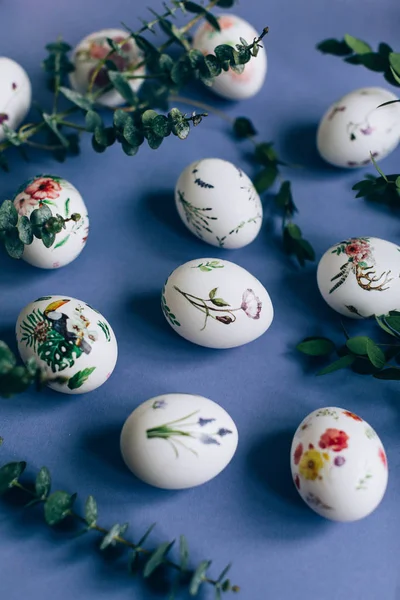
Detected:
[13,175,88,250]
[173,285,262,331]
[146,405,233,457]
[318,428,349,452]
[75,34,143,90]
[19,300,97,388]
[329,237,393,294]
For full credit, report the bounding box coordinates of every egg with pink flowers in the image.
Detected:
[193,14,267,100]
[290,407,388,522]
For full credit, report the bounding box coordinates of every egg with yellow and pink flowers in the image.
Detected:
[290,407,388,522]
[12,174,89,269]
[193,14,267,100]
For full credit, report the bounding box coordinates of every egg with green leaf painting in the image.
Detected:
[175,158,263,249]
[12,175,89,269]
[16,296,118,394]
[162,258,273,348]
[120,393,238,489]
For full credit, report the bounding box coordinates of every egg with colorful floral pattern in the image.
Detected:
[0,57,31,142]
[120,393,238,489]
[193,14,267,100]
[317,236,400,319]
[12,174,89,269]
[317,87,400,168]
[16,295,118,394]
[291,407,388,522]
[162,258,273,348]
[175,158,263,249]
[69,28,145,107]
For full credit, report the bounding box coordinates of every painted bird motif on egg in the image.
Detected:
[175,158,263,249]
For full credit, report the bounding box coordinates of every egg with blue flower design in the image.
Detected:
[120,393,238,489]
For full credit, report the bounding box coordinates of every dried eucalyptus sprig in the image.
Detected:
[0,453,238,599]
[0,0,268,170]
[0,198,81,259]
[297,312,400,379]
[317,34,400,87]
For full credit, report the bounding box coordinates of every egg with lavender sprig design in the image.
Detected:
[291,407,388,522]
[69,28,145,107]
[317,236,400,318]
[193,14,267,100]
[317,87,400,168]
[12,174,89,269]
[162,258,273,348]
[175,158,263,249]
[0,57,31,142]
[120,393,238,489]
[16,296,118,394]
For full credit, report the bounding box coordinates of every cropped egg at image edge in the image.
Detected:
[0,1,399,600]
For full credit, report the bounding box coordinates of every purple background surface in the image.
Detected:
[1,1,400,599]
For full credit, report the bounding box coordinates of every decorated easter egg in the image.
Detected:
[290,407,388,522]
[120,393,238,489]
[317,87,400,168]
[69,28,145,107]
[16,296,118,394]
[162,258,273,348]
[175,158,262,249]
[193,14,267,100]
[12,174,89,269]
[0,57,31,142]
[317,236,400,319]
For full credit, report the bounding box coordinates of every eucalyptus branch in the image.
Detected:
[317,34,400,87]
[296,312,400,379]
[0,453,239,598]
[0,200,81,260]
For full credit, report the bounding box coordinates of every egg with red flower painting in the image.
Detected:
[12,174,89,269]
[317,236,400,319]
[162,258,273,348]
[290,407,388,522]
[0,57,31,142]
[193,14,267,100]
[317,87,400,168]
[69,28,145,107]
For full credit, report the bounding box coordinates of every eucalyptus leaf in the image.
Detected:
[17,216,33,245]
[59,87,93,110]
[0,200,18,231]
[179,535,189,570]
[4,229,24,259]
[44,491,76,526]
[253,164,278,193]
[389,52,400,76]
[366,339,386,369]
[316,354,355,376]
[85,495,98,527]
[144,541,175,577]
[85,110,103,132]
[233,117,257,138]
[296,337,335,356]
[346,336,369,355]
[0,461,26,495]
[0,341,16,376]
[189,560,211,595]
[344,34,372,55]
[35,467,51,499]
[108,71,137,104]
[30,205,52,226]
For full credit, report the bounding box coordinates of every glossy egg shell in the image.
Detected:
[317,87,400,168]
[175,158,262,249]
[16,296,118,394]
[193,14,267,100]
[120,393,238,489]
[0,57,31,142]
[162,258,273,348]
[13,174,89,269]
[317,236,400,318]
[69,28,145,107]
[290,407,388,522]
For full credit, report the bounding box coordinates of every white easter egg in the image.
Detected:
[120,393,238,489]
[291,407,388,522]
[0,57,31,142]
[16,296,118,394]
[69,28,145,107]
[317,236,400,318]
[162,258,273,348]
[175,158,262,249]
[12,175,89,269]
[317,87,400,168]
[193,14,267,100]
